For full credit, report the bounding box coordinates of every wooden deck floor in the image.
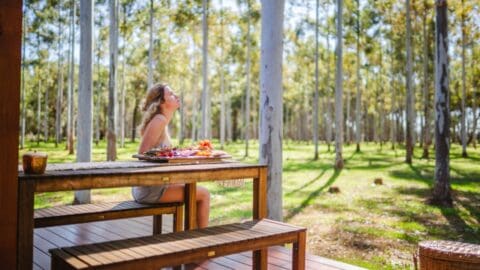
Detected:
[33,216,365,270]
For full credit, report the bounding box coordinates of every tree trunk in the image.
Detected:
[55,2,64,147]
[422,6,430,159]
[94,51,101,145]
[259,0,285,221]
[334,0,344,170]
[226,92,232,142]
[107,0,118,161]
[390,53,396,150]
[472,44,477,148]
[313,0,320,159]
[131,98,138,143]
[37,80,42,145]
[405,0,414,164]
[355,0,361,152]
[75,0,94,204]
[219,0,225,149]
[201,0,210,139]
[431,0,452,207]
[325,21,332,152]
[44,76,49,142]
[244,0,252,157]
[67,0,76,155]
[120,54,126,148]
[20,13,26,149]
[460,0,467,157]
[147,0,154,89]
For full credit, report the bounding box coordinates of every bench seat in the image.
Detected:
[50,219,306,270]
[35,200,183,234]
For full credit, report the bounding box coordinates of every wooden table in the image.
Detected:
[17,161,268,270]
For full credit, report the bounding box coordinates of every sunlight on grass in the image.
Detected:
[21,139,479,270]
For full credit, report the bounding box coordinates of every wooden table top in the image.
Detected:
[18,161,267,192]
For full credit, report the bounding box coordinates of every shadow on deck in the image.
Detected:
[33,216,365,270]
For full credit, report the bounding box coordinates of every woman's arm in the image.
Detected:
[138,115,167,154]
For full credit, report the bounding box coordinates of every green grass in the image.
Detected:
[20,139,480,269]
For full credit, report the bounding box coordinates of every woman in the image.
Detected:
[132,83,210,228]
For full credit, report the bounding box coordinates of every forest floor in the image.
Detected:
[21,139,480,270]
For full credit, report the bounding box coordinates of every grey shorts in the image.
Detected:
[132,185,168,204]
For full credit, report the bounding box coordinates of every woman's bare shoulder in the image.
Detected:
[150,114,167,124]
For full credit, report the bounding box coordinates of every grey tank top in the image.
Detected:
[132,126,170,204]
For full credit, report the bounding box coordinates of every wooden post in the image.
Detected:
[17,181,35,270]
[184,183,197,230]
[253,167,268,269]
[0,1,22,269]
[293,231,307,270]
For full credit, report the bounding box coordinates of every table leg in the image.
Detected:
[253,167,268,269]
[184,183,197,230]
[17,180,34,270]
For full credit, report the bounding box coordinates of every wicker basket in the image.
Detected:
[418,240,480,270]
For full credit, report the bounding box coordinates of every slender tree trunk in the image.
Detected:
[94,51,101,145]
[226,92,232,142]
[355,0,361,152]
[131,98,138,142]
[201,0,210,139]
[422,7,430,159]
[259,0,285,221]
[460,0,467,157]
[472,44,477,148]
[37,80,42,145]
[179,86,185,144]
[334,0,344,169]
[219,0,225,149]
[75,0,93,204]
[67,1,76,154]
[313,0,320,159]
[20,13,26,149]
[147,0,154,89]
[107,0,118,161]
[405,0,414,164]
[390,53,396,150]
[431,0,452,206]
[244,0,252,157]
[120,55,126,148]
[44,76,49,142]
[326,21,332,152]
[55,2,64,147]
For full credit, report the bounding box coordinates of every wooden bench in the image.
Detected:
[35,201,184,234]
[49,219,306,270]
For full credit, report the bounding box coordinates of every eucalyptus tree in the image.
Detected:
[75,0,94,204]
[147,0,154,89]
[460,0,468,157]
[431,0,452,206]
[313,0,320,159]
[405,0,414,164]
[421,0,432,159]
[201,0,210,139]
[67,0,76,155]
[107,0,118,161]
[219,0,226,149]
[334,0,344,169]
[244,0,252,157]
[55,0,66,147]
[354,0,361,152]
[20,6,27,149]
[472,43,478,148]
[259,0,285,221]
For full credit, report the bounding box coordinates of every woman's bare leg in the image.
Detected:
[158,184,210,228]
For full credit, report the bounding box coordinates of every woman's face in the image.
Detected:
[161,86,180,111]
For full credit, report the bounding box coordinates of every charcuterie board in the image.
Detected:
[132,154,232,163]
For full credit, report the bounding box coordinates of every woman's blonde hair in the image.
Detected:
[138,83,168,136]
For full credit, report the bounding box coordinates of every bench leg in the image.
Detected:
[253,248,268,270]
[292,231,306,270]
[153,215,162,234]
[173,205,184,232]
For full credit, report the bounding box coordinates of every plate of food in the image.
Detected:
[133,140,232,163]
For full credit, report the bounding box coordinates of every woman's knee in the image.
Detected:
[197,186,210,202]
